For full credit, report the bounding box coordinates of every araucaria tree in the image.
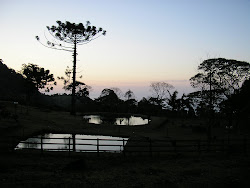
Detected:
[36,20,106,115]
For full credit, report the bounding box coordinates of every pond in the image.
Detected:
[15,133,128,153]
[83,115,150,125]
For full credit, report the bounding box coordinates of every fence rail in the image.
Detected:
[14,136,248,156]
[15,136,127,155]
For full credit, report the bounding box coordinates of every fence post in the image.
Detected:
[97,138,99,157]
[40,136,43,155]
[123,139,126,157]
[68,137,71,156]
[72,134,76,152]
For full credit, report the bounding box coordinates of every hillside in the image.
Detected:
[0,60,27,102]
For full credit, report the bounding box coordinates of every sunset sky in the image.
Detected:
[1,0,250,99]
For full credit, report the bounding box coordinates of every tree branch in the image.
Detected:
[36,38,73,52]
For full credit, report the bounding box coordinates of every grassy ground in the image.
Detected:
[1,150,250,187]
[0,101,250,187]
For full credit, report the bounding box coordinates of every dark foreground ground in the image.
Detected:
[0,102,250,187]
[1,151,250,188]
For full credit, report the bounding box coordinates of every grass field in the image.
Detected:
[1,101,250,187]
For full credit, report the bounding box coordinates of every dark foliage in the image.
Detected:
[190,58,250,95]
[95,89,122,112]
[21,63,56,92]
[36,20,106,115]
[58,67,91,99]
[0,60,30,102]
[220,79,250,129]
[190,58,250,100]
[46,20,106,45]
[190,58,250,116]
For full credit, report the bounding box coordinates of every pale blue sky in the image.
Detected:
[1,0,250,99]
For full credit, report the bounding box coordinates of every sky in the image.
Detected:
[1,0,250,100]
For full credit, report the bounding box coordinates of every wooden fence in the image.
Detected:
[124,137,248,156]
[15,136,128,155]
[14,136,248,156]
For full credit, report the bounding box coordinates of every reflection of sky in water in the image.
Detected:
[115,116,149,125]
[16,134,128,152]
[83,115,103,124]
[83,115,150,125]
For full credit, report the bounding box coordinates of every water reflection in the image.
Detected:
[15,134,128,152]
[83,115,150,125]
[22,138,39,149]
[83,115,102,124]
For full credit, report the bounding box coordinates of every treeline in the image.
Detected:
[0,59,35,102]
[0,60,53,104]
[39,79,250,120]
[1,58,250,122]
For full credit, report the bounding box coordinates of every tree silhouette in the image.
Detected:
[36,20,106,115]
[96,89,120,112]
[58,66,92,98]
[190,58,250,115]
[21,63,56,92]
[180,94,196,117]
[0,59,29,101]
[220,79,250,130]
[149,82,174,107]
[124,89,135,101]
[110,87,123,99]
[167,90,179,111]
[124,89,136,113]
[138,97,161,115]
[190,58,250,100]
[190,58,250,140]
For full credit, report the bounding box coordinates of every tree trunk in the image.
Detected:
[208,71,212,142]
[71,41,77,115]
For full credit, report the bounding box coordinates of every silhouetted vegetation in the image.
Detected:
[149,81,174,108]
[189,58,250,140]
[36,20,106,115]
[58,66,92,100]
[220,79,250,130]
[0,59,31,102]
[95,88,122,112]
[21,63,56,92]
[1,57,250,188]
[1,57,249,125]
[190,58,250,113]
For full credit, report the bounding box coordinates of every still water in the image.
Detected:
[83,115,150,125]
[15,133,128,152]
